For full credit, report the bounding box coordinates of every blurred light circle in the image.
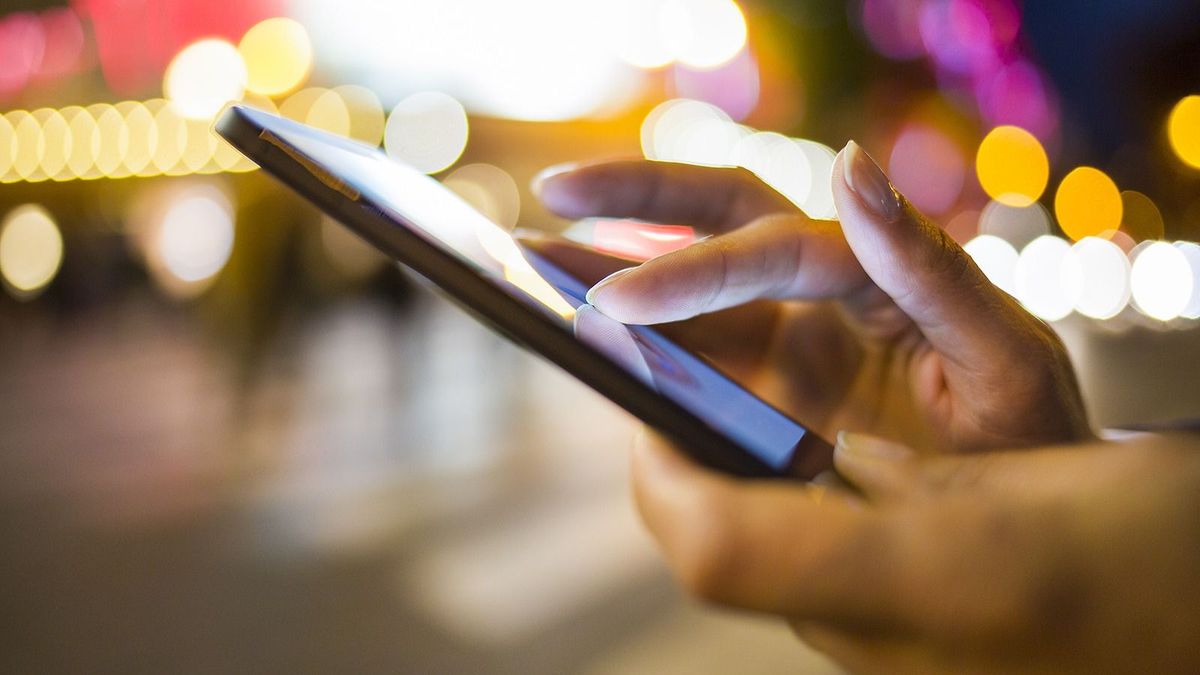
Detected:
[90,104,133,178]
[610,0,676,69]
[384,91,469,174]
[669,117,745,167]
[1071,237,1130,319]
[976,60,1057,142]
[116,101,157,175]
[979,199,1051,250]
[307,88,352,136]
[1015,235,1080,321]
[641,98,732,161]
[888,124,964,216]
[179,118,219,173]
[61,106,96,179]
[733,131,813,208]
[671,48,761,122]
[1174,242,1200,319]
[664,0,748,70]
[157,189,235,283]
[1055,167,1122,241]
[0,13,44,97]
[8,111,43,180]
[334,85,387,146]
[1130,241,1193,322]
[239,17,313,97]
[0,114,14,180]
[1167,95,1200,170]
[164,39,248,120]
[964,234,1018,295]
[33,108,71,180]
[1118,190,1165,243]
[152,102,188,174]
[976,126,1048,207]
[443,163,522,230]
[918,0,1002,76]
[0,204,62,298]
[794,139,838,219]
[860,0,926,61]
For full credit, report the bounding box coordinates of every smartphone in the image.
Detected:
[215,105,831,478]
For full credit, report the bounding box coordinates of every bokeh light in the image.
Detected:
[1118,190,1165,243]
[733,131,812,209]
[62,106,96,179]
[975,125,1048,207]
[1130,241,1194,322]
[0,114,14,180]
[609,0,676,69]
[1015,234,1080,321]
[0,204,63,298]
[1055,166,1122,241]
[793,140,838,219]
[1071,237,1130,319]
[1167,95,1200,170]
[641,98,734,163]
[334,85,387,146]
[887,124,964,216]
[978,199,1052,250]
[1175,242,1200,320]
[384,91,469,174]
[860,0,925,61]
[116,101,156,175]
[9,110,43,181]
[164,39,248,120]
[89,104,128,178]
[443,164,521,230]
[963,234,1018,295]
[239,17,313,98]
[34,108,70,180]
[665,0,748,70]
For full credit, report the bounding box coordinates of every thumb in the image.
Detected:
[832,141,1038,370]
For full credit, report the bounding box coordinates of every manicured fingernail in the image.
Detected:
[585,267,635,306]
[531,162,579,197]
[835,430,914,463]
[843,141,901,222]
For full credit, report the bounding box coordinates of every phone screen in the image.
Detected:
[240,108,809,472]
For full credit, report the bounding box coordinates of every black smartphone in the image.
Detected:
[215,105,831,478]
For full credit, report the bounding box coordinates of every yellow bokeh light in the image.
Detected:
[238,17,313,98]
[1055,166,1122,241]
[0,114,14,180]
[307,89,352,136]
[34,108,71,181]
[976,126,1049,207]
[164,39,247,120]
[1118,190,1164,242]
[333,85,386,146]
[62,106,97,179]
[443,163,521,229]
[9,111,44,181]
[152,102,187,174]
[116,101,157,175]
[88,104,130,178]
[180,118,219,173]
[0,204,63,298]
[1167,95,1200,170]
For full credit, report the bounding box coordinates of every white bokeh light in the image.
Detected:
[1175,241,1200,320]
[158,192,235,283]
[1071,236,1130,319]
[732,131,813,208]
[164,39,248,120]
[384,92,469,174]
[1015,235,1081,321]
[964,234,1019,296]
[1130,242,1194,322]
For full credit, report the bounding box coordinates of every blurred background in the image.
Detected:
[1,0,1199,672]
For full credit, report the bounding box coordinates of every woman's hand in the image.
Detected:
[630,428,1200,674]
[532,143,1092,454]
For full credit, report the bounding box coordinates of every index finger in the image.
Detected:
[534,159,800,232]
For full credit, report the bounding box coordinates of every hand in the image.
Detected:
[630,428,1200,674]
[532,143,1092,454]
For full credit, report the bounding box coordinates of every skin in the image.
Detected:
[527,145,1200,673]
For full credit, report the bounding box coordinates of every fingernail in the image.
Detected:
[585,267,635,306]
[531,162,579,197]
[843,141,901,222]
[835,430,914,463]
